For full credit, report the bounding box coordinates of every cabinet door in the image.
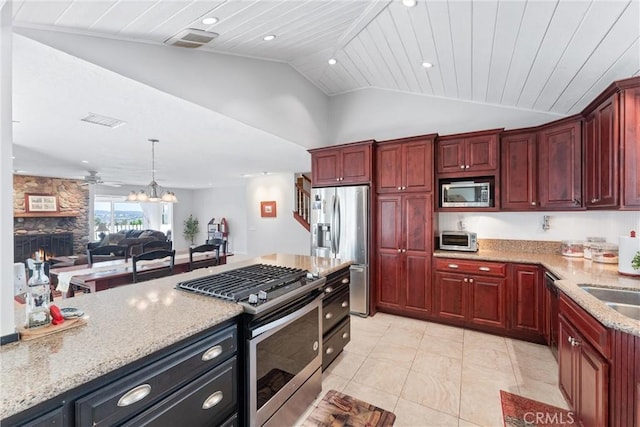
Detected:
[376,143,403,192]
[622,87,640,207]
[577,340,609,427]
[341,145,371,184]
[501,132,538,210]
[376,195,402,309]
[510,264,543,335]
[404,139,433,192]
[437,139,465,174]
[312,149,341,186]
[467,275,506,329]
[402,194,433,313]
[433,272,466,323]
[466,133,498,172]
[585,95,619,208]
[538,119,583,209]
[559,316,577,408]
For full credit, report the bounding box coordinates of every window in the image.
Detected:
[93,196,173,241]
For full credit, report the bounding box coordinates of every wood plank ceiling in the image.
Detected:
[12,0,639,116]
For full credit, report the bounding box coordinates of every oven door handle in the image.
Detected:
[250,294,322,339]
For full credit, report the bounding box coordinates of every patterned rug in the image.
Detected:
[500,390,575,427]
[303,389,396,427]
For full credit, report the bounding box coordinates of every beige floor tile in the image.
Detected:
[389,314,429,334]
[343,328,383,356]
[511,354,559,386]
[378,325,425,349]
[463,330,508,353]
[462,347,513,372]
[350,314,390,336]
[419,335,464,359]
[459,382,511,427]
[457,418,484,427]
[517,378,570,410]
[342,381,399,413]
[411,350,462,380]
[401,370,461,417]
[393,398,459,427]
[506,338,555,362]
[368,342,418,369]
[423,321,465,343]
[324,350,367,380]
[321,372,349,394]
[461,360,518,388]
[351,358,410,395]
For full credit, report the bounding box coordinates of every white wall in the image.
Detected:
[0,2,14,337]
[245,173,310,257]
[328,88,565,144]
[439,211,640,245]
[16,28,330,149]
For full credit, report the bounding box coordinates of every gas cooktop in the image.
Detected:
[176,264,325,315]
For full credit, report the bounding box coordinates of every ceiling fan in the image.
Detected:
[81,170,121,187]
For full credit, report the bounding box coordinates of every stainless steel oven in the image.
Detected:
[246,292,322,427]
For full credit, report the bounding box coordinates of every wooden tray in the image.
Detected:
[18,317,87,341]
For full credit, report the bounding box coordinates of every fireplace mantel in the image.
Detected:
[14,212,79,218]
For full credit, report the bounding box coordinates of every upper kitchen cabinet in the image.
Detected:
[436,129,502,177]
[537,116,583,210]
[620,84,640,208]
[501,129,539,210]
[309,141,373,187]
[376,134,436,193]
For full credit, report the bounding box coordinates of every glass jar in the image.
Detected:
[25,260,51,328]
[562,240,584,257]
[583,237,606,259]
[591,243,619,264]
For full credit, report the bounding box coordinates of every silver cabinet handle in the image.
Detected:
[463,277,468,283]
[465,165,470,169]
[402,186,406,190]
[469,278,474,283]
[398,249,402,252]
[326,347,334,355]
[342,332,349,339]
[459,165,465,169]
[341,301,348,308]
[117,384,151,407]
[202,345,223,361]
[398,186,402,190]
[325,312,333,319]
[479,267,490,272]
[402,249,406,253]
[202,391,223,410]
[341,277,350,284]
[448,264,459,269]
[531,201,536,206]
[325,286,334,293]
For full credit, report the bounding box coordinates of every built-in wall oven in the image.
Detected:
[176,264,326,427]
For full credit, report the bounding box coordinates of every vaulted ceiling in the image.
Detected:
[9,0,640,188]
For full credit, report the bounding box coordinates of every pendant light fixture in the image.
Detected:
[127,139,178,203]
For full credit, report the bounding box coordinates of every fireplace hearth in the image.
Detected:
[14,233,74,264]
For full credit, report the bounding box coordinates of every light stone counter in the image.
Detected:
[1,254,352,421]
[434,250,640,337]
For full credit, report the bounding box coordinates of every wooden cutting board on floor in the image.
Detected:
[303,389,396,427]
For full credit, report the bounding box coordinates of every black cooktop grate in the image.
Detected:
[176,264,307,301]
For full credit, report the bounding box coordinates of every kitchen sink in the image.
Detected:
[579,285,640,320]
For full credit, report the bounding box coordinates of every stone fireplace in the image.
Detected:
[13,175,90,263]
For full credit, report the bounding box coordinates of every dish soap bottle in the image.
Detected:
[25,254,51,328]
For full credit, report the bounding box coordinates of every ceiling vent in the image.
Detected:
[164,28,219,48]
[81,113,126,128]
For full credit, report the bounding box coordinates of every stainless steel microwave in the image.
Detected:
[441,181,491,207]
[440,231,478,252]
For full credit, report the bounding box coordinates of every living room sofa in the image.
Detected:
[80,229,170,264]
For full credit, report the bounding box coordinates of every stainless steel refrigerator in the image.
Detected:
[310,185,369,316]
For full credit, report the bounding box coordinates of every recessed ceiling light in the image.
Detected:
[328,58,337,65]
[81,160,89,163]
[263,34,276,41]
[421,61,434,68]
[12,156,15,159]
[81,113,126,128]
[202,17,218,25]
[402,0,417,7]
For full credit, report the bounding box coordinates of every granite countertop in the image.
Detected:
[0,254,353,420]
[434,250,640,337]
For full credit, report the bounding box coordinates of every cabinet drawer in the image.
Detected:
[76,324,237,426]
[323,285,350,334]
[121,358,237,427]
[323,317,351,370]
[434,258,507,277]
[324,269,350,295]
[559,294,610,359]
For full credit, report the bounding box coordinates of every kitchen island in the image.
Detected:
[1,254,352,424]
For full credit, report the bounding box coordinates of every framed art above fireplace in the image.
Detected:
[25,194,58,213]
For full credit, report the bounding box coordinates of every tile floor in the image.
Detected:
[298,312,569,427]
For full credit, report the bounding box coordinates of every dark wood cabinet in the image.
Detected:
[501,130,539,210]
[584,95,619,208]
[537,117,583,210]
[436,129,500,176]
[610,329,640,427]
[322,267,351,370]
[433,258,507,331]
[376,193,433,317]
[621,86,640,208]
[310,141,373,186]
[376,134,435,193]
[509,264,544,340]
[558,294,609,427]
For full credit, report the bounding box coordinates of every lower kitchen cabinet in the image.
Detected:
[509,264,545,342]
[322,267,351,370]
[558,294,609,427]
[433,258,507,331]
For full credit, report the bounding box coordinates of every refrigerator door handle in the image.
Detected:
[330,195,338,254]
[335,195,341,254]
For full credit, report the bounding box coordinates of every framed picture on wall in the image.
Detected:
[25,194,59,213]
[260,201,277,218]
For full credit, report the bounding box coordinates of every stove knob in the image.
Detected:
[248,294,258,304]
[258,290,268,301]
